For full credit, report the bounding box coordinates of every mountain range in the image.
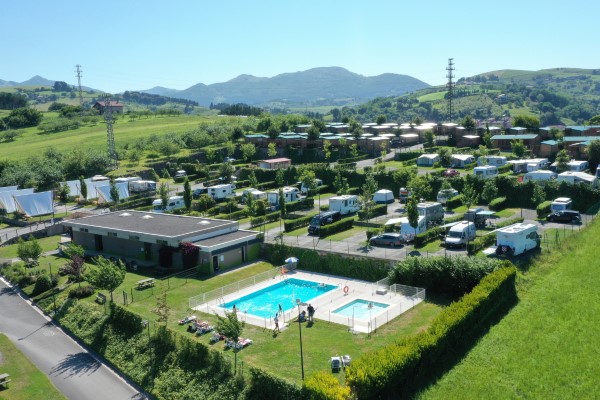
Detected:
[0,75,56,88]
[141,67,430,106]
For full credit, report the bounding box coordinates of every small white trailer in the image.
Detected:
[523,170,557,182]
[473,165,499,179]
[495,223,540,256]
[477,156,507,167]
[550,197,572,212]
[373,189,394,204]
[208,184,236,200]
[328,195,360,215]
[267,186,300,206]
[152,196,185,213]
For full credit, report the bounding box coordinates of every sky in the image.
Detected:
[2,0,600,93]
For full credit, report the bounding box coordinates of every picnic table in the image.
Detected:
[136,278,155,290]
[0,373,11,388]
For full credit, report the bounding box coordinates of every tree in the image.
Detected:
[219,162,234,182]
[275,168,285,187]
[406,195,419,231]
[361,172,378,222]
[462,182,479,210]
[17,237,42,268]
[64,255,86,288]
[149,169,160,182]
[232,126,244,141]
[338,137,347,157]
[278,187,286,236]
[216,310,245,346]
[483,127,493,148]
[58,182,70,203]
[531,183,545,205]
[392,168,416,188]
[350,144,359,159]
[323,140,332,163]
[333,170,349,195]
[152,289,170,326]
[587,115,600,125]
[109,178,120,206]
[244,191,255,216]
[424,130,435,148]
[299,170,317,198]
[408,175,432,201]
[197,194,215,214]
[183,177,192,210]
[225,141,236,158]
[240,143,256,162]
[86,256,126,302]
[511,139,526,158]
[438,148,451,167]
[267,126,279,140]
[512,115,540,131]
[307,125,320,141]
[79,176,87,201]
[248,170,259,189]
[554,149,570,173]
[376,114,387,125]
[159,182,169,210]
[255,199,267,216]
[349,119,363,140]
[587,140,600,171]
[481,180,498,204]
[129,149,141,165]
[461,115,476,131]
[3,107,43,128]
[267,142,277,158]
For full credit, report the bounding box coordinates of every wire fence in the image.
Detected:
[120,267,198,306]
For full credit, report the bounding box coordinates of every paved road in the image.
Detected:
[0,279,146,400]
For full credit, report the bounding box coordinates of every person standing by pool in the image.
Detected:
[273,314,280,333]
[307,304,315,322]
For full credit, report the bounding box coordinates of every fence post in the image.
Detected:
[130,288,133,303]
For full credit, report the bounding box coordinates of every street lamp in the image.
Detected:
[296,298,305,380]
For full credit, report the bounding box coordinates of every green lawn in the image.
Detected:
[494,208,517,218]
[0,334,66,400]
[414,239,444,253]
[324,226,368,241]
[0,235,62,259]
[419,218,600,399]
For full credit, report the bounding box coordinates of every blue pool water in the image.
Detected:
[333,299,389,320]
[221,278,337,319]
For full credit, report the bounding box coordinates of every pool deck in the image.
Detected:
[193,270,425,333]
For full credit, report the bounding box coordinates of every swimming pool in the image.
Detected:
[332,299,389,320]
[220,278,337,319]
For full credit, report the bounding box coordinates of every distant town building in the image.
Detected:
[92,100,124,114]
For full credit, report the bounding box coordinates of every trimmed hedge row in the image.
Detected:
[414,226,445,247]
[444,213,464,224]
[537,200,552,218]
[347,265,517,399]
[284,213,317,232]
[498,164,512,174]
[445,195,464,209]
[265,244,390,282]
[304,371,351,400]
[467,232,497,255]
[286,198,314,212]
[358,203,388,220]
[246,367,303,400]
[488,196,507,211]
[496,216,524,229]
[214,209,247,220]
[250,211,280,227]
[319,218,354,238]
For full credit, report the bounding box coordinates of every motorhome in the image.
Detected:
[444,221,476,248]
[477,156,507,167]
[557,171,599,186]
[373,189,394,204]
[129,180,157,193]
[267,186,300,206]
[567,160,588,172]
[550,197,572,212]
[526,158,549,172]
[152,196,185,213]
[208,184,236,200]
[495,223,540,256]
[523,170,557,182]
[300,179,323,194]
[473,165,499,179]
[417,202,444,226]
[437,188,459,204]
[115,176,141,184]
[398,187,411,203]
[328,195,360,215]
[308,211,342,235]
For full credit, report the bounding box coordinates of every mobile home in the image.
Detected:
[508,160,528,173]
[328,195,360,215]
[556,171,599,186]
[242,188,266,201]
[444,221,476,248]
[523,170,557,182]
[208,184,236,200]
[567,160,589,172]
[495,223,540,256]
[152,196,185,213]
[473,165,499,179]
[550,197,572,212]
[129,180,156,193]
[526,158,549,172]
[417,202,444,225]
[417,154,440,167]
[399,216,427,240]
[267,186,300,206]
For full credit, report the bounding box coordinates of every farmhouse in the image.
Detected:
[92,100,124,114]
[62,211,262,272]
[257,158,292,170]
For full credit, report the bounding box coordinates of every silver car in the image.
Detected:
[369,233,403,247]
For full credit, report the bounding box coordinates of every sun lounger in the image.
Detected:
[178,315,197,325]
[226,337,253,350]
[195,325,214,336]
[342,355,352,368]
[331,356,342,372]
[210,332,226,344]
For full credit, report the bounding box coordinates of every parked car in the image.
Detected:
[174,170,187,179]
[442,169,460,177]
[369,233,404,247]
[192,188,207,198]
[546,210,581,223]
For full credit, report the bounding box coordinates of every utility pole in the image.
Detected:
[103,94,119,170]
[75,64,84,110]
[446,58,455,122]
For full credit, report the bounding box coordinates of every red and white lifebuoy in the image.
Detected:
[343,285,349,295]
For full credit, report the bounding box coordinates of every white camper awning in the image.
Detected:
[14,191,54,217]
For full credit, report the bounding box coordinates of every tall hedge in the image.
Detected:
[414,226,445,247]
[284,213,316,232]
[346,265,517,399]
[537,200,552,218]
[358,203,388,220]
[318,218,354,238]
[246,367,303,400]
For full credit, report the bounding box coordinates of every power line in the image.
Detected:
[75,64,85,109]
[446,58,455,122]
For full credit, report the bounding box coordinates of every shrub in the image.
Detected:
[250,211,280,227]
[286,198,314,212]
[467,232,497,255]
[496,216,524,229]
[304,371,351,400]
[445,194,464,209]
[488,196,507,211]
[414,226,445,247]
[498,164,512,174]
[319,204,330,211]
[214,209,247,220]
[32,273,54,296]
[68,285,95,299]
[246,368,303,400]
[319,218,354,238]
[284,214,316,232]
[358,203,387,220]
[537,200,552,218]
[443,213,464,224]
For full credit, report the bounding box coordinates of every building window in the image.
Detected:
[79,228,88,232]
[107,232,118,237]
[129,235,140,240]
[156,240,168,245]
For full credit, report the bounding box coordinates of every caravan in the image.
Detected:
[523,170,557,182]
[328,195,360,215]
[399,216,426,240]
[129,180,156,193]
[473,165,498,179]
[550,197,572,212]
[495,223,540,256]
[208,184,236,200]
[526,158,549,172]
[152,196,185,213]
[267,186,300,207]
[417,202,444,226]
[300,179,323,194]
[437,188,459,204]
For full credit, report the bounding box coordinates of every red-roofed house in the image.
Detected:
[257,158,292,170]
[93,100,124,114]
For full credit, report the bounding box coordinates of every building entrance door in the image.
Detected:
[212,255,219,272]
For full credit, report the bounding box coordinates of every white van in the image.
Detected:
[550,197,572,212]
[328,195,360,215]
[495,223,540,256]
[300,179,323,194]
[152,196,185,213]
[437,188,459,204]
[473,165,498,179]
[445,221,476,248]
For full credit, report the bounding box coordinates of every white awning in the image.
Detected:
[0,188,35,213]
[14,191,54,217]
[96,182,130,204]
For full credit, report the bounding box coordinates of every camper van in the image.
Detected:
[308,211,342,235]
[550,197,572,212]
[399,216,426,241]
[495,223,540,256]
[437,188,459,204]
[208,184,236,200]
[300,179,323,194]
[473,165,499,179]
[267,186,300,206]
[129,180,156,193]
[398,188,411,203]
[523,170,557,182]
[417,202,444,226]
[152,196,185,213]
[328,195,360,215]
[444,221,476,248]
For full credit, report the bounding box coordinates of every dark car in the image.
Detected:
[192,188,207,198]
[442,169,460,177]
[369,233,404,247]
[308,211,341,235]
[546,210,581,223]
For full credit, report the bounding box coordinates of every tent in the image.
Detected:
[373,189,394,204]
[61,178,111,200]
[0,186,18,192]
[14,191,54,217]
[96,182,130,204]
[0,188,35,213]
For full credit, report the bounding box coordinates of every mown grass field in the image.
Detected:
[0,333,66,400]
[419,217,600,399]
